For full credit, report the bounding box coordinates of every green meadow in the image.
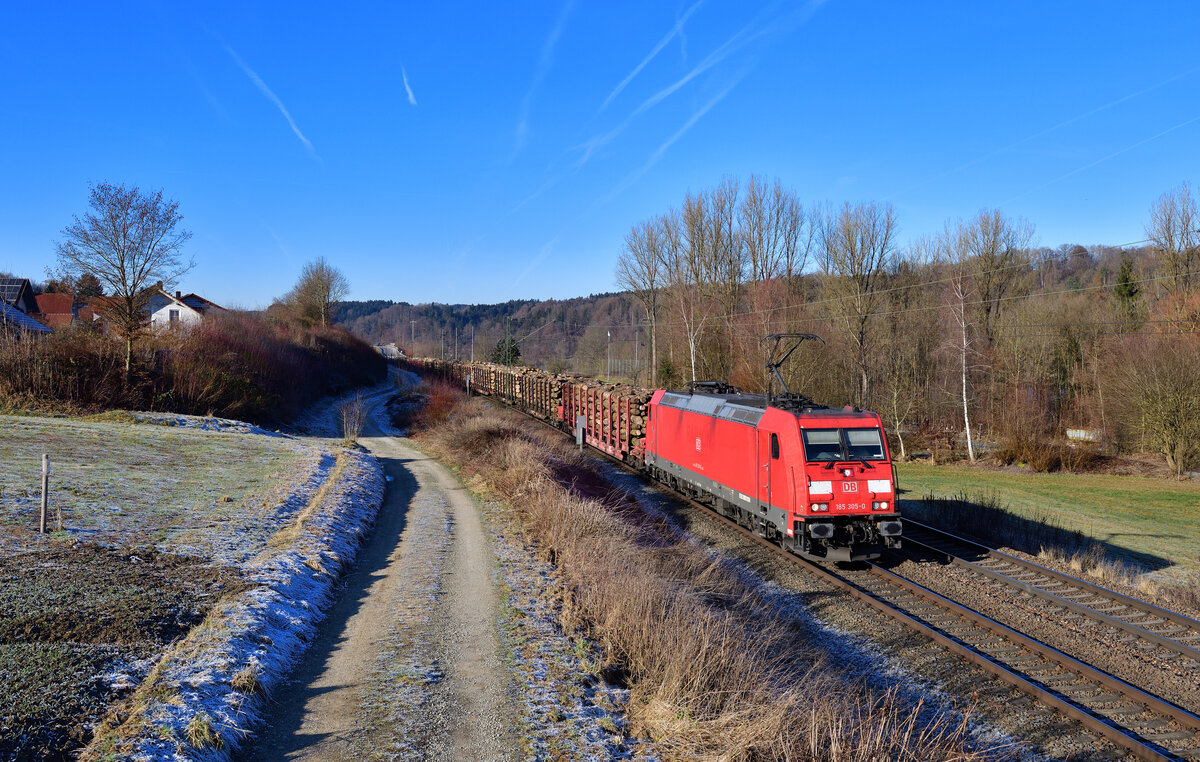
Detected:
[896,461,1200,575]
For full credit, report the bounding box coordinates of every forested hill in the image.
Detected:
[333,292,640,375]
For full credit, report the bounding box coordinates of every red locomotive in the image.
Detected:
[409,334,901,562]
[642,335,900,561]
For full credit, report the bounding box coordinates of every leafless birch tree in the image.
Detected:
[662,195,719,382]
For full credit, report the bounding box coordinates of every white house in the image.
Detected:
[146,283,225,329]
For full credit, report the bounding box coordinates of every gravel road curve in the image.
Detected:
[240,399,519,761]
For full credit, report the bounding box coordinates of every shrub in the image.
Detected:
[411,380,462,429]
[340,393,366,446]
[0,311,386,423]
[993,433,1098,474]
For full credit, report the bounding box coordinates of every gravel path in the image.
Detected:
[241,400,519,761]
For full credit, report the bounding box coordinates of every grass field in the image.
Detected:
[0,413,328,759]
[896,461,1200,577]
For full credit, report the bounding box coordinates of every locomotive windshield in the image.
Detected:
[802,428,887,462]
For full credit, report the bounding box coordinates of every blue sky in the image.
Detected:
[2,2,1198,308]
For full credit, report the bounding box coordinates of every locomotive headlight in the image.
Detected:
[809,480,833,495]
[871,501,890,511]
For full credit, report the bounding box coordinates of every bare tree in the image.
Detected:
[55,182,194,377]
[939,225,979,461]
[616,217,666,385]
[662,196,719,382]
[289,257,350,327]
[963,209,1033,344]
[818,201,897,406]
[1106,334,1200,474]
[879,244,938,460]
[709,177,743,379]
[1146,182,1199,294]
[740,176,809,385]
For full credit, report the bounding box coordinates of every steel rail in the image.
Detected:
[468,391,1200,761]
[689,503,1200,762]
[902,520,1200,663]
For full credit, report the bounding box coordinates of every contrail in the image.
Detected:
[905,63,1200,194]
[575,0,824,168]
[598,0,704,113]
[225,44,317,157]
[999,113,1200,207]
[515,0,573,152]
[514,236,560,285]
[402,66,418,106]
[600,73,745,205]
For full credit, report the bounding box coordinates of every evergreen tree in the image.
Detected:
[490,337,521,365]
[1114,256,1141,324]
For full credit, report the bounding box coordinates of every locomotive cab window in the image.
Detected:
[845,428,887,460]
[802,429,841,461]
[770,433,779,459]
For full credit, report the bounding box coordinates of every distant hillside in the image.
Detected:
[334,292,644,377]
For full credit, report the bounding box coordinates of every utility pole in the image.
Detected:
[454,325,459,361]
[471,326,475,362]
[607,329,611,380]
[411,320,416,354]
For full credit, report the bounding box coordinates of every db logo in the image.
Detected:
[695,438,702,452]
[842,481,858,493]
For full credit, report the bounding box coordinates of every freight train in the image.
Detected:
[406,335,901,562]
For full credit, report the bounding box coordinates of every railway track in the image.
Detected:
[620,473,1200,760]
[489,398,1200,760]
[901,520,1200,667]
[707,508,1200,761]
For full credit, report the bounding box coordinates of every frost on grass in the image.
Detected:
[96,447,385,761]
[481,499,641,761]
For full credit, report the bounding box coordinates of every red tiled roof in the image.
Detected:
[38,313,75,329]
[35,292,75,314]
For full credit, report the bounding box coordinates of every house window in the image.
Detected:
[169,309,180,324]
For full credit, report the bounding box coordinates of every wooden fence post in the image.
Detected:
[40,453,49,534]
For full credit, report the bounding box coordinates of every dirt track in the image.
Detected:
[242,402,519,761]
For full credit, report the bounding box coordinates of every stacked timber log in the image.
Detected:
[405,358,655,456]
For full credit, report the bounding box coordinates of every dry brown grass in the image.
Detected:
[419,395,995,761]
[183,711,221,750]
